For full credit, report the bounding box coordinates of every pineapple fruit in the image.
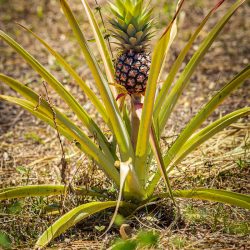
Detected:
[109,0,153,95]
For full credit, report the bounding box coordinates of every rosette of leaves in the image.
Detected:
[0,0,249,248]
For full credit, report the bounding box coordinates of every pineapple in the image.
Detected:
[109,0,153,95]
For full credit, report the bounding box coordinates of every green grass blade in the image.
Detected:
[135,1,184,179]
[80,0,115,85]
[158,0,245,132]
[17,23,107,122]
[0,31,113,158]
[35,201,133,249]
[0,185,65,200]
[152,189,250,210]
[0,74,114,162]
[60,0,133,161]
[167,107,250,172]
[154,0,225,117]
[0,95,120,184]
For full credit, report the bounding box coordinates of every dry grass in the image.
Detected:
[0,0,249,249]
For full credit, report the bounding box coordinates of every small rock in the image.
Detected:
[64,238,70,243]
[243,58,249,64]
[3,152,9,161]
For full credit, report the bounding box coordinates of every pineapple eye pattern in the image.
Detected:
[115,50,150,94]
[137,74,146,83]
[132,61,141,69]
[135,84,143,92]
[129,69,138,77]
[139,65,148,73]
[125,57,133,65]
[122,65,130,73]
[127,78,136,87]
[116,69,121,77]
[117,62,123,70]
[120,73,127,82]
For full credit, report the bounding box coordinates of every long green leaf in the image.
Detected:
[60,0,133,161]
[0,31,112,159]
[154,0,225,117]
[151,189,250,210]
[0,95,75,142]
[147,65,250,195]
[0,185,65,200]
[157,0,183,82]
[0,95,120,185]
[80,0,115,85]
[0,74,115,162]
[35,201,134,249]
[149,122,175,204]
[167,107,250,172]
[102,158,143,235]
[0,74,86,139]
[163,65,250,167]
[135,0,184,182]
[17,24,107,122]
[134,103,175,200]
[0,185,106,199]
[158,0,245,132]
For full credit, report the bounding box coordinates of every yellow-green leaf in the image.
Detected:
[35,201,133,249]
[80,0,115,91]
[0,74,115,163]
[152,189,250,210]
[158,0,246,132]
[135,0,184,183]
[60,0,133,161]
[17,23,107,121]
[154,0,226,117]
[167,107,250,173]
[0,31,112,158]
[0,185,65,200]
[147,65,250,195]
[0,95,120,185]
[163,65,250,168]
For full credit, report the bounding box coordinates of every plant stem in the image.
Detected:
[131,94,141,150]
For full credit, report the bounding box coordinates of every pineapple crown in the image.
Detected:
[109,0,154,52]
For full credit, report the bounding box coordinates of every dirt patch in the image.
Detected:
[0,0,249,249]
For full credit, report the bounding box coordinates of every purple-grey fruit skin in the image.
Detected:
[115,50,151,95]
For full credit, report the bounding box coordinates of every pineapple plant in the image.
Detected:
[109,0,153,95]
[0,0,249,248]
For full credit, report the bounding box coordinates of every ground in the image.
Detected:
[0,0,249,249]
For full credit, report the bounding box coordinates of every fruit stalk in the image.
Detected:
[130,94,142,150]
